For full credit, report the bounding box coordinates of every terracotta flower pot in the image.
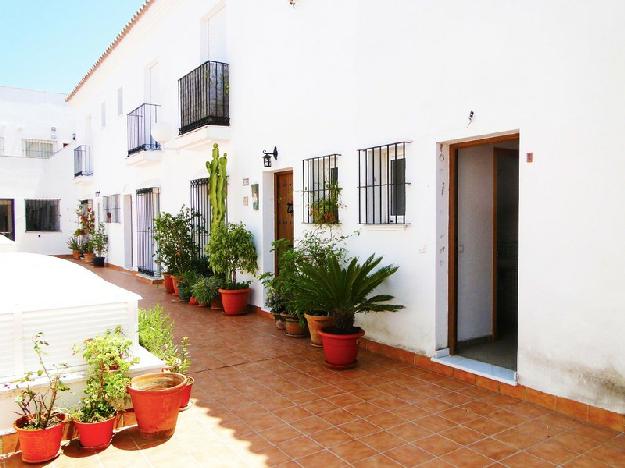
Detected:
[83,252,94,263]
[218,288,250,315]
[127,372,186,438]
[14,414,66,463]
[71,250,80,260]
[74,415,116,450]
[163,274,175,294]
[304,314,334,347]
[319,327,365,369]
[274,313,286,330]
[171,276,180,296]
[210,294,223,310]
[189,296,198,306]
[179,376,194,410]
[285,317,307,337]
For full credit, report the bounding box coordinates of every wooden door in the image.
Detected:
[275,171,294,247]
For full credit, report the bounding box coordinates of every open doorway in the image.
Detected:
[449,135,519,370]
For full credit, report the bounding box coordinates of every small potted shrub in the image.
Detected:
[71,327,136,449]
[207,223,258,315]
[191,275,221,307]
[91,223,108,267]
[13,333,69,463]
[310,181,341,225]
[296,254,403,368]
[68,237,81,260]
[82,239,94,264]
[177,270,198,303]
[284,312,307,338]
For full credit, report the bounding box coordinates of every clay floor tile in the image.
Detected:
[385,443,435,466]
[331,439,378,463]
[365,411,407,430]
[527,438,579,465]
[277,435,323,459]
[273,405,314,423]
[440,426,486,446]
[500,451,555,468]
[415,414,458,433]
[359,431,404,452]
[321,408,361,426]
[291,415,333,435]
[353,454,402,467]
[260,423,303,444]
[469,437,518,461]
[439,447,494,467]
[392,422,434,442]
[339,419,381,438]
[295,449,348,468]
[414,434,462,456]
[310,427,355,448]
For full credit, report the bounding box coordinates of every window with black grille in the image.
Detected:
[190,178,210,257]
[358,142,408,224]
[302,154,340,224]
[103,195,120,223]
[25,199,60,231]
[23,139,54,158]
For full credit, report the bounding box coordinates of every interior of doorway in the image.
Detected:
[449,135,519,371]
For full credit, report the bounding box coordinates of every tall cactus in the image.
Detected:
[206,143,227,234]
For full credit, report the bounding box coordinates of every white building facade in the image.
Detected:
[3,0,625,417]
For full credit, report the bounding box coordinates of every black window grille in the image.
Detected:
[179,61,229,135]
[25,199,60,231]
[103,194,121,223]
[23,139,54,159]
[136,187,160,276]
[127,103,161,155]
[190,178,210,257]
[302,154,340,224]
[358,142,408,224]
[73,145,92,176]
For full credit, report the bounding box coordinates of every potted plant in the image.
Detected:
[191,275,221,307]
[296,254,403,368]
[91,223,108,267]
[71,327,136,449]
[310,181,341,225]
[68,236,81,260]
[177,270,198,303]
[13,333,69,463]
[207,222,258,315]
[138,306,193,410]
[82,239,94,264]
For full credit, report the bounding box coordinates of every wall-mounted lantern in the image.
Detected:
[262,146,278,167]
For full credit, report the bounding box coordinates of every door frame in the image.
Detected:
[274,170,294,273]
[0,199,15,241]
[448,133,519,354]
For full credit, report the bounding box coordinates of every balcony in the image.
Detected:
[127,103,161,156]
[178,61,229,135]
[73,145,93,183]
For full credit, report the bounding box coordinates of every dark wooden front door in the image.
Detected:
[0,199,15,241]
[275,171,294,272]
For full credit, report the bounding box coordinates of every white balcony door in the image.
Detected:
[202,6,227,63]
[145,62,160,104]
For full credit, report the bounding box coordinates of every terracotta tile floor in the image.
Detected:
[3,263,624,467]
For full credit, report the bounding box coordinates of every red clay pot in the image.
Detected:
[74,415,116,450]
[210,294,223,310]
[319,328,365,369]
[83,252,94,263]
[189,296,198,305]
[71,250,80,260]
[218,288,250,315]
[171,276,180,296]
[163,274,175,294]
[14,414,66,463]
[127,372,186,438]
[179,376,194,409]
[285,318,307,337]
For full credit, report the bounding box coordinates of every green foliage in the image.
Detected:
[138,305,191,375]
[191,275,222,304]
[153,207,198,275]
[311,181,341,225]
[294,254,404,332]
[206,222,257,286]
[72,327,137,423]
[67,236,81,251]
[82,238,94,254]
[14,333,69,430]
[76,205,95,236]
[178,270,199,302]
[206,143,227,235]
[91,223,108,256]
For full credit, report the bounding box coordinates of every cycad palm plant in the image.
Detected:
[296,253,404,332]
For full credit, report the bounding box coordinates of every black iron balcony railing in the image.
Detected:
[127,103,161,155]
[74,145,93,177]
[179,61,229,135]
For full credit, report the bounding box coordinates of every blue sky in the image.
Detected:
[0,0,145,94]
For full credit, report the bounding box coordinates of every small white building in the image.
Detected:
[2,0,624,419]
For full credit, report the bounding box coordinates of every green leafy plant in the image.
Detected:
[206,143,228,235]
[310,181,341,225]
[82,238,94,254]
[294,254,404,332]
[67,236,81,251]
[206,222,257,287]
[191,275,222,305]
[178,270,199,302]
[72,326,137,423]
[138,305,191,375]
[76,205,95,236]
[91,223,108,257]
[14,333,69,430]
[153,207,198,275]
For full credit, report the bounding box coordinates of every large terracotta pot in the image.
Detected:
[171,276,180,296]
[179,376,194,410]
[285,317,307,338]
[218,288,250,315]
[14,414,66,463]
[163,274,175,294]
[127,372,186,438]
[319,328,365,369]
[71,250,81,260]
[74,415,116,450]
[304,314,334,347]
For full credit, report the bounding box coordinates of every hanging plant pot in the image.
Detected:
[179,376,194,410]
[218,288,250,315]
[127,372,186,438]
[163,274,175,294]
[13,414,66,464]
[92,256,105,267]
[71,250,81,260]
[171,276,180,296]
[319,327,365,369]
[304,314,334,347]
[74,415,116,450]
[285,317,307,338]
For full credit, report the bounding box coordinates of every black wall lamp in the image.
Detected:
[262,146,278,167]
